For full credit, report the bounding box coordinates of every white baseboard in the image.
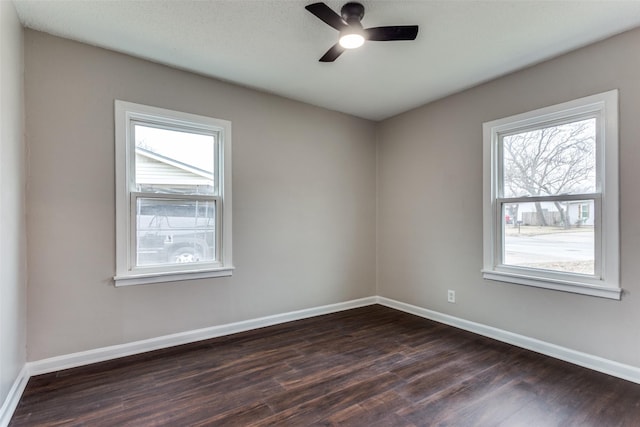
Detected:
[28,296,377,376]
[1,297,375,425]
[0,365,29,427]
[376,296,640,385]
[4,294,640,426]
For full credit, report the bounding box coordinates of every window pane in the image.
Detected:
[134,124,215,195]
[502,201,594,275]
[501,118,596,198]
[136,198,215,267]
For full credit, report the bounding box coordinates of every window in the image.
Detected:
[482,90,619,299]
[114,101,233,286]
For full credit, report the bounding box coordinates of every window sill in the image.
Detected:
[114,266,234,287]
[482,269,621,300]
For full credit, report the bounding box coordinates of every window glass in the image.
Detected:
[136,198,216,267]
[502,201,594,275]
[134,124,216,195]
[501,118,596,198]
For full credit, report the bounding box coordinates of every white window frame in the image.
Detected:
[114,100,233,286]
[482,90,619,299]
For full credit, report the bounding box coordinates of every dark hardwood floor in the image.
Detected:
[10,305,640,426]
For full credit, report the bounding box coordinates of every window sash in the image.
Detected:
[496,113,600,199]
[130,120,220,197]
[128,192,222,274]
[493,194,602,279]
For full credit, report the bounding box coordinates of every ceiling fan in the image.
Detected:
[305,2,419,62]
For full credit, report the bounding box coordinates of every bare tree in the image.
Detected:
[502,118,595,227]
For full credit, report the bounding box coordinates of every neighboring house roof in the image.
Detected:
[136,147,213,187]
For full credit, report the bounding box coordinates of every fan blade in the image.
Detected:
[319,43,345,62]
[364,26,419,41]
[305,2,348,31]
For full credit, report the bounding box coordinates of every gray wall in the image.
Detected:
[378,27,640,367]
[20,24,640,371]
[0,0,26,406]
[24,31,377,361]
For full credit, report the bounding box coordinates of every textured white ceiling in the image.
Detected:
[13,0,640,121]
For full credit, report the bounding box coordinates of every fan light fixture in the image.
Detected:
[305,2,419,62]
[339,31,365,49]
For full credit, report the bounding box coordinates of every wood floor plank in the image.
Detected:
[10,305,640,426]
[324,389,415,426]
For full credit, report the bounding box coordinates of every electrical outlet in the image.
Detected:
[447,290,456,303]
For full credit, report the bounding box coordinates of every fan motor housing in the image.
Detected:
[341,2,365,24]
